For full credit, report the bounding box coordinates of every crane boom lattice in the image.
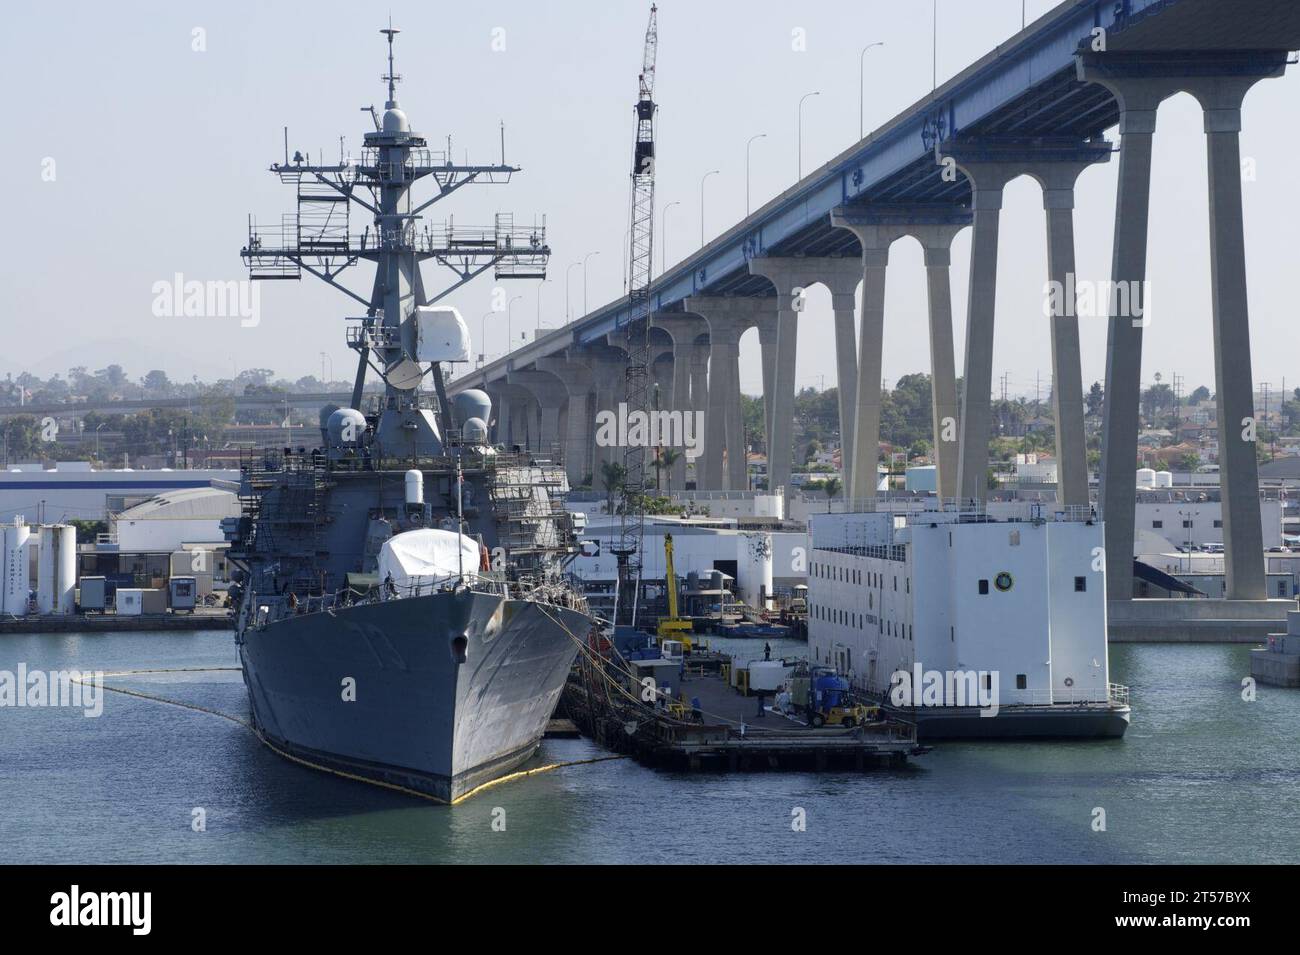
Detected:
[615,4,658,626]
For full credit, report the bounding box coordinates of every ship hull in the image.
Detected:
[885,703,1131,740]
[238,590,589,802]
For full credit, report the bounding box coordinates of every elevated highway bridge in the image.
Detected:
[448,0,1300,603]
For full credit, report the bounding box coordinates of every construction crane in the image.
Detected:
[656,533,694,645]
[613,4,658,627]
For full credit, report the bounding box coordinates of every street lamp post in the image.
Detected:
[746,134,767,216]
[565,261,581,322]
[582,251,599,315]
[798,91,820,179]
[479,311,493,366]
[661,200,680,271]
[859,43,884,139]
[535,278,551,333]
[699,169,720,246]
[507,295,522,353]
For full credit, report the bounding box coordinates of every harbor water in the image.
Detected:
[1,630,1297,864]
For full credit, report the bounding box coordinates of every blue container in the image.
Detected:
[813,674,849,709]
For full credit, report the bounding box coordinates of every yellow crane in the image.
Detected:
[656,533,695,646]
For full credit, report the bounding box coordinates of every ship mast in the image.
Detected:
[241,24,549,460]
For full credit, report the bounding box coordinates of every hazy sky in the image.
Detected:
[3,0,1298,401]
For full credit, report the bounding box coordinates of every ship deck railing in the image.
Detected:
[820,496,1098,525]
[247,570,588,628]
[238,445,561,480]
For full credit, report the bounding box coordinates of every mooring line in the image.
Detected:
[72,668,623,806]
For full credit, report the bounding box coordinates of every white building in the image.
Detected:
[569,514,805,612]
[984,497,1283,551]
[0,463,238,524]
[112,486,240,552]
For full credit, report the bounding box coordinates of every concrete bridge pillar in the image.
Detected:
[1196,76,1275,600]
[753,310,778,466]
[832,206,970,503]
[749,258,818,495]
[783,258,862,492]
[918,235,964,501]
[810,226,895,503]
[538,356,595,486]
[685,295,761,491]
[507,369,567,458]
[932,138,1112,506]
[579,344,630,482]
[651,313,708,491]
[689,338,710,487]
[945,139,1111,509]
[1030,154,1108,508]
[491,382,537,450]
[938,153,1016,504]
[1077,50,1284,599]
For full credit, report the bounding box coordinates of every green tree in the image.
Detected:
[1085,381,1104,418]
[652,448,682,493]
[823,476,841,512]
[600,460,626,514]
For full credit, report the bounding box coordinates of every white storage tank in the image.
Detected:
[55,524,76,614]
[1154,470,1174,488]
[1,519,32,616]
[1136,468,1157,488]
[35,524,76,614]
[36,525,54,614]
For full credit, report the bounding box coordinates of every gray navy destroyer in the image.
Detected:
[226,26,595,802]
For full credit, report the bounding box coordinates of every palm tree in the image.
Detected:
[823,476,841,512]
[655,448,683,493]
[600,460,627,515]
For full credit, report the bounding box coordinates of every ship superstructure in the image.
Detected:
[226,26,595,802]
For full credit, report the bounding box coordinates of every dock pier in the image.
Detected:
[559,652,924,774]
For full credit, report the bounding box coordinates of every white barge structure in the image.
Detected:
[807,502,1130,739]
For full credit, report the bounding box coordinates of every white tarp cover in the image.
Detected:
[377,528,479,597]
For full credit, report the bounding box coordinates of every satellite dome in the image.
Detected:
[452,390,492,426]
[327,408,367,447]
[382,107,410,133]
[318,403,341,431]
[462,417,489,445]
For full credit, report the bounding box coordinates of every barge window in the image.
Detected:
[1074,576,1086,592]
[978,579,989,595]
[1016,674,1027,689]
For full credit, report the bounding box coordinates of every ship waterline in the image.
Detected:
[240,590,590,802]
